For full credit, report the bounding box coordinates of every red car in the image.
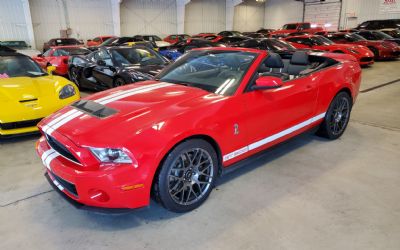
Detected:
[36,48,361,212]
[164,34,191,44]
[269,22,324,38]
[87,36,116,47]
[284,35,375,66]
[192,33,222,42]
[325,32,400,59]
[33,46,91,76]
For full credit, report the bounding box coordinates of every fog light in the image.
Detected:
[88,189,110,202]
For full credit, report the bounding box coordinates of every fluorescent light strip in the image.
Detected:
[223,112,326,162]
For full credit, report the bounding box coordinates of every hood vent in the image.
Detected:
[19,98,38,103]
[71,100,118,118]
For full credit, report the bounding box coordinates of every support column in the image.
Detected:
[21,0,36,49]
[226,0,242,30]
[176,0,190,34]
[111,0,122,36]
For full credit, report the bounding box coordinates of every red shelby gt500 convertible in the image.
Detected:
[36,48,361,212]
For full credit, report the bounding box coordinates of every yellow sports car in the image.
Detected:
[0,47,80,137]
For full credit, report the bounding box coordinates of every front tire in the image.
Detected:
[154,139,218,213]
[316,92,352,140]
[69,66,80,88]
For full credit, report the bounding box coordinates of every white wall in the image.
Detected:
[121,0,177,37]
[233,0,265,32]
[264,0,304,29]
[184,0,226,35]
[0,0,30,44]
[340,0,400,29]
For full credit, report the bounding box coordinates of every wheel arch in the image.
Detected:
[336,87,353,104]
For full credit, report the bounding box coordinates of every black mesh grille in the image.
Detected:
[361,57,373,62]
[51,172,78,197]
[45,134,81,165]
[0,118,43,130]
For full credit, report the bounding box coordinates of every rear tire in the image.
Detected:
[316,92,352,140]
[154,139,218,213]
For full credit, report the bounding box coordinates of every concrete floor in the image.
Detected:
[1,60,399,250]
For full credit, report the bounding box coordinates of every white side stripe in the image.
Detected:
[223,112,326,162]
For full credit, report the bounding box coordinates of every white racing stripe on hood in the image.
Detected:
[42,82,173,134]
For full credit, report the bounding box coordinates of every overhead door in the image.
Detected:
[304,0,342,31]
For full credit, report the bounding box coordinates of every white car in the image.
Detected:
[0,41,41,57]
[142,35,171,48]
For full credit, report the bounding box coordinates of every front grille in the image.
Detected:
[45,134,81,165]
[51,171,78,197]
[392,51,400,56]
[0,118,43,130]
[361,57,373,62]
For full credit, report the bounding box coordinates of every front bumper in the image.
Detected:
[36,135,151,209]
[358,56,374,66]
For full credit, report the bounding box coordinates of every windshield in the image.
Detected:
[345,33,366,42]
[231,31,243,36]
[0,56,46,78]
[144,35,162,41]
[157,50,257,96]
[374,31,394,39]
[111,48,166,67]
[382,30,400,38]
[311,36,334,45]
[265,39,296,51]
[54,39,80,45]
[55,47,90,56]
[283,24,297,30]
[0,41,29,49]
[100,37,119,46]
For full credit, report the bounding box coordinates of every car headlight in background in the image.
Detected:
[347,48,360,54]
[90,147,133,164]
[59,84,76,99]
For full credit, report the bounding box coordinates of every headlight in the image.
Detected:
[90,147,133,164]
[59,84,76,99]
[347,48,360,54]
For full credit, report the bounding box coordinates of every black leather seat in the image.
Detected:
[287,51,309,76]
[259,52,289,81]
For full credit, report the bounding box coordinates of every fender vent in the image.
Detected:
[71,100,118,118]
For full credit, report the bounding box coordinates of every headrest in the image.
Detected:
[264,53,284,68]
[290,51,309,65]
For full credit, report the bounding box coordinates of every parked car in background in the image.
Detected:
[256,28,275,35]
[68,46,169,91]
[380,28,400,39]
[37,47,361,212]
[236,38,298,55]
[164,34,190,44]
[0,41,41,57]
[43,38,83,53]
[33,46,91,75]
[0,46,79,137]
[87,36,116,47]
[192,33,222,42]
[217,30,244,37]
[324,32,400,59]
[269,22,324,38]
[214,36,249,46]
[284,35,375,66]
[139,35,171,48]
[356,19,400,30]
[356,30,400,45]
[242,32,265,38]
[167,38,225,54]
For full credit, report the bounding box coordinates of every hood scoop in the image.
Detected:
[71,100,118,119]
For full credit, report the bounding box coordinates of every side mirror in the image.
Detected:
[252,76,283,90]
[97,59,106,66]
[47,65,56,75]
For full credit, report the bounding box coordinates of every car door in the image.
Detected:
[92,49,116,88]
[237,61,318,157]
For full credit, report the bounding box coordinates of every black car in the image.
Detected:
[242,32,265,38]
[356,30,400,45]
[236,38,298,55]
[68,46,169,91]
[168,38,225,54]
[43,38,83,53]
[256,28,275,35]
[356,19,400,30]
[217,31,244,37]
[88,37,157,51]
[217,36,249,46]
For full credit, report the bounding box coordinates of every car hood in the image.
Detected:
[155,41,171,47]
[44,81,225,146]
[0,76,59,102]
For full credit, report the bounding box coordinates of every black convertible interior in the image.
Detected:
[258,51,339,81]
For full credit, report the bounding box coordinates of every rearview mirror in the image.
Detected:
[252,76,283,90]
[47,65,56,75]
[97,60,106,66]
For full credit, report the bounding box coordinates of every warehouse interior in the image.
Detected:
[0,0,399,250]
